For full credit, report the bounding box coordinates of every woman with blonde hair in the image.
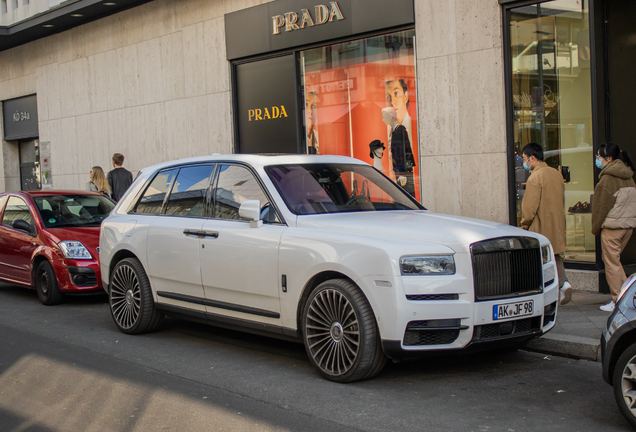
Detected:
[86,166,111,197]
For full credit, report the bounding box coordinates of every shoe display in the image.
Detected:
[559,282,573,306]
[600,300,615,312]
[568,201,592,214]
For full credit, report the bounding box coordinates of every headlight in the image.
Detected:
[617,274,636,303]
[541,245,552,264]
[58,241,92,260]
[400,255,455,275]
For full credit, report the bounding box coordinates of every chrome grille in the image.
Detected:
[471,237,543,301]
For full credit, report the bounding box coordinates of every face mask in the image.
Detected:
[523,161,532,171]
[596,158,605,170]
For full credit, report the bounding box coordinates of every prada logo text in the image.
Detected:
[272,1,344,35]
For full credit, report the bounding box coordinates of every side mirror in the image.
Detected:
[239,200,262,228]
[12,219,35,236]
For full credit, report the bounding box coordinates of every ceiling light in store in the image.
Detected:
[43,24,54,27]
[103,2,116,5]
[70,14,83,17]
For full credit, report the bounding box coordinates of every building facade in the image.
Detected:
[0,0,629,288]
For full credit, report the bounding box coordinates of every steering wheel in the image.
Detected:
[345,195,372,206]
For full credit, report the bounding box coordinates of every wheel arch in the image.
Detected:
[108,249,140,288]
[31,254,51,287]
[296,270,373,336]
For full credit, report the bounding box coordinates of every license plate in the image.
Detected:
[493,300,534,320]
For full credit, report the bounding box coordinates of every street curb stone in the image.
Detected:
[523,332,601,362]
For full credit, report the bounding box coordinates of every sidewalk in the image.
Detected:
[523,291,612,362]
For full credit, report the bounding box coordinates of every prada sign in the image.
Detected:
[272,2,344,35]
[236,55,299,154]
[225,0,415,60]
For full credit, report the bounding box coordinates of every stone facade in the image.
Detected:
[0,0,509,224]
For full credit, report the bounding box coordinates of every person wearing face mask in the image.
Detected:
[592,143,636,312]
[520,143,571,305]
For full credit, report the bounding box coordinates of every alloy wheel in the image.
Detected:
[305,288,360,377]
[622,356,636,417]
[110,263,141,330]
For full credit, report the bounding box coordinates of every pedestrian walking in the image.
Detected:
[592,143,636,312]
[520,143,572,305]
[86,166,110,197]
[107,153,133,202]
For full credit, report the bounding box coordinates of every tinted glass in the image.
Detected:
[33,194,116,228]
[1,196,33,228]
[266,163,422,215]
[214,165,279,223]
[136,169,177,214]
[165,165,214,217]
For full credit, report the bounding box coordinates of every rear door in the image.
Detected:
[146,165,215,312]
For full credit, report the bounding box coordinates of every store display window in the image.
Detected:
[508,0,595,262]
[299,30,419,200]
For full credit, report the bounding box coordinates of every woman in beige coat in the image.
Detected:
[520,143,570,305]
[592,143,636,312]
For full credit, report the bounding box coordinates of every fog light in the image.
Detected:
[75,275,87,285]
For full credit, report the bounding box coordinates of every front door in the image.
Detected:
[200,164,285,321]
[19,140,40,191]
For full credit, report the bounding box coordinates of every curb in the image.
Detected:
[523,333,601,362]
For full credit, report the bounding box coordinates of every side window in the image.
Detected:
[214,165,280,223]
[165,165,215,217]
[1,196,33,228]
[135,169,178,214]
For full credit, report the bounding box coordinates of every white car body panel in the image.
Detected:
[100,154,559,359]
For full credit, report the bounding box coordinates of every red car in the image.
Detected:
[0,190,115,305]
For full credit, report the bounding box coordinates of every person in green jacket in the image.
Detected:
[593,143,636,312]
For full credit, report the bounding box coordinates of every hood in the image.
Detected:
[43,226,100,259]
[600,160,635,180]
[295,211,542,253]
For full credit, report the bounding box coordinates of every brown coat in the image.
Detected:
[591,160,636,235]
[520,161,567,254]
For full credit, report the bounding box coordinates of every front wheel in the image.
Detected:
[35,260,64,305]
[302,278,386,383]
[613,343,636,428]
[109,257,163,334]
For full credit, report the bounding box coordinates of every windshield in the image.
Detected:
[33,194,116,228]
[265,164,424,215]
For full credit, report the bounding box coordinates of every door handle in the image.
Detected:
[183,229,219,239]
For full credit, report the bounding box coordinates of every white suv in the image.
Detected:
[100,154,558,382]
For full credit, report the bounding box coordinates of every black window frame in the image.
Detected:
[1,194,34,231]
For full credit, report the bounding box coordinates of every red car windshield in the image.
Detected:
[33,194,115,228]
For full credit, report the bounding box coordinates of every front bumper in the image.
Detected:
[51,258,103,293]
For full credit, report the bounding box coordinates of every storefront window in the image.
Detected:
[509,1,594,262]
[300,30,419,200]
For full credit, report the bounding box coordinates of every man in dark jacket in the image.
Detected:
[108,153,133,202]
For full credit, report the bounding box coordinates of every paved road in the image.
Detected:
[0,283,630,432]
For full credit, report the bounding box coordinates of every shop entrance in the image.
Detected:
[603,0,636,265]
[19,139,40,191]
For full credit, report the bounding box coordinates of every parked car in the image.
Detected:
[0,190,115,305]
[601,273,636,427]
[100,155,559,382]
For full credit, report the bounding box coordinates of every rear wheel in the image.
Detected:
[35,261,64,305]
[613,343,636,428]
[109,258,163,334]
[302,278,386,383]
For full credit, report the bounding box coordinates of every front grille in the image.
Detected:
[403,319,463,346]
[406,294,459,301]
[471,237,542,301]
[473,317,541,341]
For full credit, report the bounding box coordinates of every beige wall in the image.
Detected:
[0,0,509,224]
[415,0,509,223]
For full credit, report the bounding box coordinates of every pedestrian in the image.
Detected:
[108,153,133,202]
[520,142,572,305]
[86,166,110,197]
[592,143,636,312]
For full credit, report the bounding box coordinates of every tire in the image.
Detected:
[35,260,64,305]
[613,343,636,429]
[302,278,387,383]
[109,257,163,335]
